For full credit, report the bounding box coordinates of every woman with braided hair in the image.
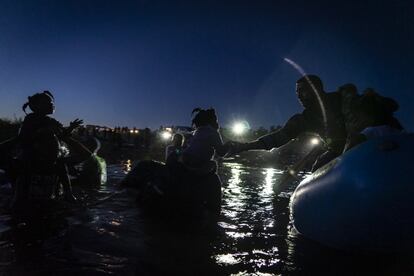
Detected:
[180,107,230,170]
[14,91,91,206]
[121,107,233,218]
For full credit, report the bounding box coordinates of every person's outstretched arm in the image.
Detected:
[62,119,83,136]
[232,113,305,153]
[212,129,231,157]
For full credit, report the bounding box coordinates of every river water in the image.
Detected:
[0,161,413,275]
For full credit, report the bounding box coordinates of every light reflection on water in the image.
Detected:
[262,168,277,197]
[1,161,414,275]
[214,163,284,273]
[124,159,132,173]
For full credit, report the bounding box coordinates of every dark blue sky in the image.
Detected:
[0,0,413,129]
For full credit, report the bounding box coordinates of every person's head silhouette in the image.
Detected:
[23,91,55,115]
[295,75,324,109]
[171,133,184,147]
[191,108,219,129]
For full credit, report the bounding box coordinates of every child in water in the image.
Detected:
[165,133,184,163]
[180,108,230,172]
[16,91,90,203]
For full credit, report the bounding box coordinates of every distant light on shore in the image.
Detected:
[232,121,249,136]
[161,130,172,140]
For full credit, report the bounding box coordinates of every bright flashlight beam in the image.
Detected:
[310,137,320,146]
[233,122,249,135]
[283,58,327,129]
[161,131,172,140]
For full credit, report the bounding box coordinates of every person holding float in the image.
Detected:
[231,75,403,170]
[232,75,347,171]
[290,88,410,252]
[229,75,408,252]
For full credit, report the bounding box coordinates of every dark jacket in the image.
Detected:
[341,89,403,136]
[18,113,64,162]
[258,91,347,154]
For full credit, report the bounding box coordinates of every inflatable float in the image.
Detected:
[290,133,414,252]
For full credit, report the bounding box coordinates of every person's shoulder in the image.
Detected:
[292,112,306,121]
[45,116,63,126]
[23,113,37,121]
[207,126,221,136]
[21,113,42,127]
[326,90,342,101]
[195,126,217,133]
[282,113,307,130]
[323,91,343,108]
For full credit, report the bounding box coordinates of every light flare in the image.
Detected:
[232,121,250,136]
[161,131,172,140]
[310,137,320,146]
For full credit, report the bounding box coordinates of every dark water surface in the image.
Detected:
[1,161,414,275]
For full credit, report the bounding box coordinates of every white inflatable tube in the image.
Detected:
[290,133,414,252]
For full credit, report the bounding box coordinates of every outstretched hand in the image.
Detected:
[69,118,83,130]
[225,141,249,155]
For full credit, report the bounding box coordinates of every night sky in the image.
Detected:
[0,0,413,130]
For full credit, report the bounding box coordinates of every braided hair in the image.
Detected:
[191,107,219,129]
[22,91,54,114]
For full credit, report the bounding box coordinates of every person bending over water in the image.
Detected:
[231,75,347,171]
[14,91,91,204]
[230,75,403,171]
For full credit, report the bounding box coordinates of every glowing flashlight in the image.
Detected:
[232,121,249,136]
[310,137,320,146]
[161,131,172,140]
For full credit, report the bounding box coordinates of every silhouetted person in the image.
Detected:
[341,87,404,151]
[180,108,230,170]
[142,128,152,150]
[232,75,347,171]
[121,108,230,217]
[165,133,184,162]
[15,91,91,205]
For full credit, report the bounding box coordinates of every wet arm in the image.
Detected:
[215,143,230,157]
[214,131,231,157]
[240,114,306,151]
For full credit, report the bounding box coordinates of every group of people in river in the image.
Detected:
[121,74,404,217]
[162,74,403,178]
[234,75,403,170]
[0,74,405,213]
